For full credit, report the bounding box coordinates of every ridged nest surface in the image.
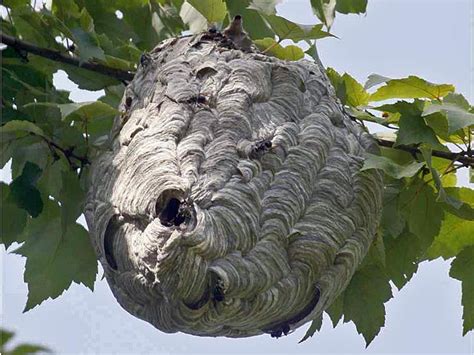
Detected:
[84,33,384,338]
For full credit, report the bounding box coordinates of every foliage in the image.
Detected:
[0,328,51,354]
[0,0,473,347]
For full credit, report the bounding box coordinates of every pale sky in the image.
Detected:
[2,0,474,353]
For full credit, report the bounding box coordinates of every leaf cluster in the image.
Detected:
[1,0,472,347]
[302,70,474,344]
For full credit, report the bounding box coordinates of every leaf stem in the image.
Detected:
[262,37,283,54]
[376,139,474,167]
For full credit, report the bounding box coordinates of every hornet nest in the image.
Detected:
[84,27,384,338]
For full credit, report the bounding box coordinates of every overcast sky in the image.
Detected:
[2,0,474,353]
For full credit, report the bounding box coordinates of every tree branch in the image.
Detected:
[377,139,474,167]
[1,32,135,82]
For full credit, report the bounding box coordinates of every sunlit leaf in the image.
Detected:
[341,73,369,107]
[428,215,474,260]
[428,188,474,259]
[254,38,305,60]
[370,76,454,101]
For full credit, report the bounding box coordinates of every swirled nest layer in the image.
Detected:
[84,34,384,338]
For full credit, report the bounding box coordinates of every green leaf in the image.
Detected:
[57,101,118,122]
[422,93,474,134]
[9,162,43,218]
[431,157,457,187]
[384,231,421,289]
[343,265,392,345]
[3,0,30,7]
[0,329,14,347]
[299,314,323,343]
[37,159,69,200]
[419,146,462,209]
[262,15,332,41]
[335,0,367,14]
[254,38,305,60]
[10,343,50,354]
[427,187,474,259]
[99,85,126,107]
[392,101,444,149]
[326,67,347,104]
[0,120,45,137]
[0,183,27,248]
[62,64,120,90]
[341,73,369,107]
[441,187,474,221]
[10,138,49,179]
[361,231,386,268]
[187,0,227,23]
[449,246,474,335]
[71,27,106,62]
[21,103,62,136]
[380,186,406,238]
[400,182,444,250]
[370,76,455,101]
[326,292,344,327]
[15,200,97,311]
[310,0,336,30]
[428,214,474,260]
[59,170,85,233]
[361,153,424,179]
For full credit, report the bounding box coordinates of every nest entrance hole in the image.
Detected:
[156,189,191,227]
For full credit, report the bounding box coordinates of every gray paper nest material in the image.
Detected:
[84,34,384,338]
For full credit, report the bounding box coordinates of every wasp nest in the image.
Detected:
[84,33,383,338]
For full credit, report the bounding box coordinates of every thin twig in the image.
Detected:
[1,32,135,82]
[377,139,474,167]
[36,134,90,169]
